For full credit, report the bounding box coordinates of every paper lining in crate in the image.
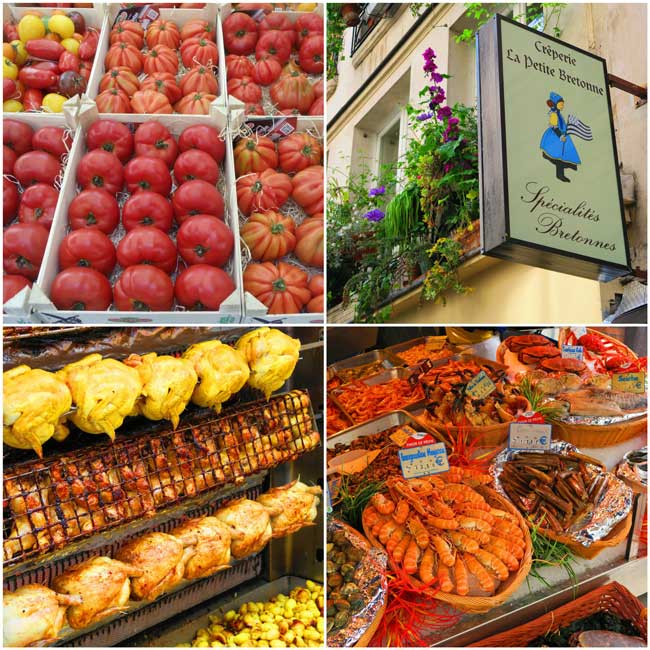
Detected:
[84,4,227,117]
[28,109,245,324]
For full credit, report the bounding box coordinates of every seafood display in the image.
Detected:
[391,341,454,367]
[562,329,645,374]
[327,402,351,436]
[336,360,387,383]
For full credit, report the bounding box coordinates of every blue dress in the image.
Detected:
[540,110,581,165]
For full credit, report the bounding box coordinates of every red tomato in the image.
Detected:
[308,273,324,296]
[114,264,174,311]
[58,229,117,276]
[3,177,19,225]
[222,12,258,56]
[23,88,44,111]
[174,264,234,311]
[298,34,324,75]
[3,274,32,304]
[124,156,172,196]
[116,226,177,273]
[58,50,81,73]
[14,151,61,187]
[4,144,17,174]
[77,149,124,194]
[3,223,49,280]
[295,13,323,47]
[255,31,292,64]
[172,179,224,223]
[173,149,220,185]
[68,188,120,233]
[134,120,178,167]
[18,67,58,90]
[122,191,173,232]
[18,184,59,230]
[50,267,113,311]
[32,127,71,160]
[178,124,225,163]
[3,119,33,156]
[177,214,234,267]
[86,120,134,164]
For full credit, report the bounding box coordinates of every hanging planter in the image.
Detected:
[453,219,481,256]
[341,3,361,27]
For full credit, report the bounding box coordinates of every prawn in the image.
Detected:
[456,505,496,525]
[431,534,455,567]
[425,515,459,530]
[490,527,526,549]
[490,508,518,523]
[460,528,490,546]
[392,532,412,563]
[453,555,469,596]
[441,484,487,507]
[378,518,399,544]
[408,514,430,549]
[392,499,410,524]
[371,492,395,515]
[428,498,456,520]
[457,515,492,534]
[492,518,524,540]
[386,526,406,554]
[488,534,524,560]
[403,537,420,575]
[419,547,436,584]
[474,548,510,581]
[437,561,454,592]
[483,543,519,572]
[447,531,480,553]
[463,552,495,593]
[363,506,382,528]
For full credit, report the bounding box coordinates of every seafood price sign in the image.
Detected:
[398,432,449,479]
[477,15,630,281]
[508,412,552,451]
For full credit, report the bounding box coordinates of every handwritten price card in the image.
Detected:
[465,370,497,400]
[508,412,552,451]
[561,345,584,360]
[399,432,449,479]
[612,372,646,394]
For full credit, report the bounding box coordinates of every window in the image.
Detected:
[350,3,400,56]
[376,114,405,196]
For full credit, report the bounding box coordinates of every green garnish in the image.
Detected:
[527,519,578,591]
[518,376,564,421]
[332,475,384,531]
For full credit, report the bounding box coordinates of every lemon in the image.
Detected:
[47,14,75,40]
[3,58,18,80]
[10,40,27,66]
[18,15,45,42]
[60,37,80,54]
[3,99,24,112]
[42,93,67,112]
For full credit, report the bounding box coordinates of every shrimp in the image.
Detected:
[386,526,406,554]
[490,527,526,549]
[363,506,382,528]
[483,543,519,572]
[453,555,469,596]
[419,546,436,584]
[431,534,455,567]
[437,561,454,592]
[403,537,420,575]
[408,514,430,549]
[426,515,459,530]
[392,499,410,525]
[473,548,510,581]
[456,505,496,525]
[460,528,490,546]
[492,518,524,540]
[392,532,412,563]
[379,518,399,544]
[441,484,487,507]
[457,515,492,534]
[429,498,456,520]
[490,508,518,523]
[464,552,495,593]
[372,517,388,538]
[447,531,480,553]
[488,534,524,560]
[371,492,395,515]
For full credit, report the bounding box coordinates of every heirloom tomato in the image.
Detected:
[58,229,117,275]
[50,267,113,311]
[233,135,277,176]
[222,12,258,56]
[174,264,234,311]
[68,188,120,233]
[243,261,310,314]
[278,132,322,173]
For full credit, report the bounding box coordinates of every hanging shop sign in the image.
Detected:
[477,15,631,281]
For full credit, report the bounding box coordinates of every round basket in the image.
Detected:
[552,414,647,447]
[558,327,639,361]
[411,412,512,448]
[363,486,532,614]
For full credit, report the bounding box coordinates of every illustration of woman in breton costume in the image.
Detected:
[540,91,581,183]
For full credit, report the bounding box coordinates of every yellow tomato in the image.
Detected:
[3,43,15,62]
[60,37,80,54]
[42,93,67,113]
[3,58,18,80]
[10,41,27,66]
[3,99,24,112]
[17,15,45,42]
[47,14,75,40]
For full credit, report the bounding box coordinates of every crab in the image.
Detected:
[504,334,552,353]
[518,345,561,365]
[540,357,587,374]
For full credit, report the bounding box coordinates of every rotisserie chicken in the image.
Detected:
[182,340,250,412]
[57,354,143,440]
[236,327,301,399]
[115,532,196,600]
[51,556,143,629]
[257,480,322,537]
[124,353,198,428]
[3,365,72,457]
[172,516,232,580]
[3,584,82,647]
[213,498,272,559]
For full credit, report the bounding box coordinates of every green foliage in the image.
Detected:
[423,237,471,304]
[527,520,578,590]
[327,4,347,80]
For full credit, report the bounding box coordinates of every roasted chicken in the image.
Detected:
[51,556,143,629]
[115,532,196,600]
[257,480,322,537]
[172,516,232,580]
[3,365,72,457]
[183,340,250,413]
[236,327,301,399]
[214,498,272,559]
[57,354,143,440]
[3,584,82,647]
[124,353,198,428]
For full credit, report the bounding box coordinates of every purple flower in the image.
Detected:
[448,117,460,127]
[436,105,452,120]
[363,208,385,222]
[444,162,454,174]
[416,111,433,121]
[431,72,444,83]
[429,90,446,105]
[368,186,386,197]
[422,47,436,62]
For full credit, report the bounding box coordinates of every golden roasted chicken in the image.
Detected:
[236,327,301,399]
[257,480,322,538]
[3,365,72,457]
[51,556,143,629]
[3,584,81,647]
[124,353,198,428]
[172,516,232,580]
[213,498,272,559]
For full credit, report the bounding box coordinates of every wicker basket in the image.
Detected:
[470,581,647,647]
[363,486,532,614]
[552,415,647,448]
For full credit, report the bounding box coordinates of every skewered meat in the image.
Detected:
[504,334,552,352]
[3,365,72,457]
[172,516,232,580]
[257,480,322,537]
[57,354,143,440]
[115,532,196,600]
[214,498,273,559]
[236,327,301,399]
[518,345,561,365]
[51,556,143,628]
[3,584,82,647]
[124,353,198,428]
[540,357,587,373]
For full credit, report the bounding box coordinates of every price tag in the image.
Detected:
[508,412,552,450]
[242,117,297,139]
[561,345,584,360]
[399,433,449,479]
[425,338,446,351]
[113,5,159,28]
[465,370,496,400]
[612,372,646,394]
[390,425,418,447]
[417,358,433,373]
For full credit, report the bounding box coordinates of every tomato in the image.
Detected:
[177,214,233,267]
[141,72,182,103]
[68,187,120,233]
[259,13,296,47]
[241,210,296,261]
[23,88,43,111]
[99,66,140,97]
[113,264,174,311]
[243,261,310,314]
[123,155,172,197]
[291,164,323,215]
[225,54,254,79]
[255,31,292,64]
[306,293,323,313]
[66,11,86,35]
[295,13,323,47]
[222,12,258,56]
[172,179,224,223]
[30,61,60,74]
[178,124,225,163]
[32,126,71,160]
[143,44,178,76]
[294,216,323,268]
[110,20,144,49]
[233,135,277,176]
[313,78,323,98]
[308,95,323,116]
[116,226,177,273]
[298,34,324,74]
[86,119,134,164]
[308,273,324,296]
[77,149,124,194]
[4,119,34,155]
[58,70,87,98]
[130,89,172,114]
[180,36,218,68]
[3,177,19,224]
[245,103,265,116]
[236,168,292,216]
[25,38,64,61]
[180,19,215,42]
[253,57,282,86]
[4,145,17,174]
[104,42,143,75]
[3,78,17,99]
[18,15,46,43]
[179,65,218,96]
[42,92,67,113]
[58,50,80,73]
[18,66,58,90]
[278,132,322,173]
[227,76,262,104]
[133,120,177,167]
[3,222,49,280]
[18,183,59,229]
[47,15,74,40]
[174,264,234,311]
[58,229,116,275]
[3,274,31,304]
[78,60,92,82]
[270,71,315,114]
[14,151,61,187]
[122,191,173,232]
[145,19,180,50]
[173,149,219,186]
[50,266,113,310]
[174,91,216,115]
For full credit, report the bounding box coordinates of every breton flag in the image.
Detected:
[567,115,593,140]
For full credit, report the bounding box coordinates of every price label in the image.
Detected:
[508,421,552,451]
[399,434,449,479]
[243,117,297,139]
[390,425,418,447]
[417,358,433,373]
[561,345,584,360]
[465,370,496,400]
[612,372,646,394]
[113,4,159,28]
[425,338,446,351]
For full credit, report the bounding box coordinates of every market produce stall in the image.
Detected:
[326,327,647,647]
[3,325,324,647]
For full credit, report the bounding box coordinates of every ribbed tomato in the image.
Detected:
[177,214,233,267]
[172,179,224,223]
[181,37,218,68]
[130,89,173,114]
[241,210,296,261]
[253,57,282,86]
[291,165,323,215]
[245,103,265,115]
[174,92,217,115]
[243,261,310,314]
[255,31,292,64]
[259,13,296,46]
[146,19,180,50]
[104,42,143,75]
[174,264,235,311]
[87,119,134,164]
[294,216,323,268]
[113,264,174,311]
[99,66,140,97]
[237,168,291,216]
[117,226,178,273]
[270,71,314,114]
[180,19,216,42]
[225,54,254,79]
[50,267,113,311]
[143,45,178,75]
[125,156,172,196]
[227,76,261,104]
[18,183,58,229]
[58,229,116,276]
[306,293,323,313]
[178,125,225,163]
[179,65,218,96]
[96,88,131,113]
[222,12,258,56]
[295,13,323,47]
[110,20,144,48]
[308,273,324,296]
[122,191,174,232]
[174,149,220,185]
[68,188,120,233]
[313,78,323,98]
[299,34,324,74]
[134,121,178,167]
[4,145,16,176]
[308,95,323,116]
[233,135,277,176]
[140,72,182,104]
[278,133,322,173]
[4,119,33,156]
